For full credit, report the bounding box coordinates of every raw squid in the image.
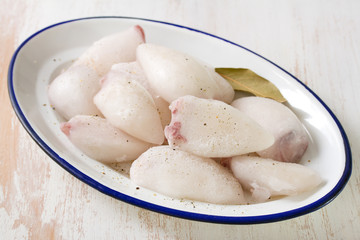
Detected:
[164,95,274,157]
[231,96,309,163]
[136,43,235,103]
[93,66,164,145]
[230,155,322,202]
[130,146,246,205]
[73,25,145,76]
[48,65,102,120]
[61,115,153,163]
[48,25,145,120]
[110,62,171,128]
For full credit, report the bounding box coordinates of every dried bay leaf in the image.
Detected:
[215,68,286,103]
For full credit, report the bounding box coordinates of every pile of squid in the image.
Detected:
[48,25,321,205]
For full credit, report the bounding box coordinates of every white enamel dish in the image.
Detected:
[8,17,352,224]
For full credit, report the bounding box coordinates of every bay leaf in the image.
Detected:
[215,68,286,103]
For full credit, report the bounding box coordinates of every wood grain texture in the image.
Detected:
[1,0,359,239]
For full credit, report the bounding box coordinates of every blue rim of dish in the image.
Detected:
[7,16,352,224]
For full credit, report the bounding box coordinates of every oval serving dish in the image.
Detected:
[8,16,352,224]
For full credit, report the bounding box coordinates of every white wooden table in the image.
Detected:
[1,0,359,239]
